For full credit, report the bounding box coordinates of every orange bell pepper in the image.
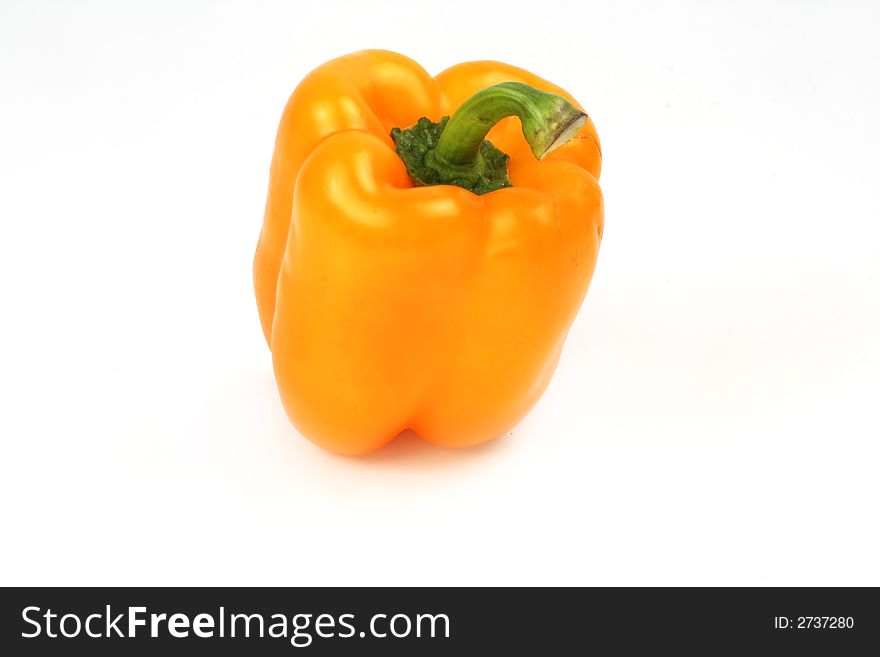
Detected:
[254,50,603,455]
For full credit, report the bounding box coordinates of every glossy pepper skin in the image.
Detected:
[254,50,603,455]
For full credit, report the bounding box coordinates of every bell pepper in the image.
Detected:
[254,50,603,455]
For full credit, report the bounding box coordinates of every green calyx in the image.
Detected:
[391,81,587,196]
[391,117,512,195]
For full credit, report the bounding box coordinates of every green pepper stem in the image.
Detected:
[434,81,587,165]
[390,81,587,195]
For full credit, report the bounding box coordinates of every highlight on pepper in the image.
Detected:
[254,50,604,455]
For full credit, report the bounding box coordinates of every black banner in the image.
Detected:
[1,587,877,654]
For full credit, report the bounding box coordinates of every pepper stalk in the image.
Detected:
[391,82,587,195]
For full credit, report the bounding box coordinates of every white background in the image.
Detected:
[1,0,878,586]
